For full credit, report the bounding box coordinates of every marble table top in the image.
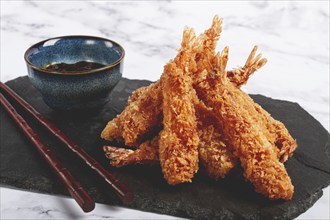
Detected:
[1,1,329,219]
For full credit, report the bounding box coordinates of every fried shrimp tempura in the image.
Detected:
[158,28,201,185]
[195,48,293,200]
[194,100,237,179]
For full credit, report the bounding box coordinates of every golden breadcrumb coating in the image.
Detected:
[252,103,297,162]
[128,86,150,103]
[101,81,163,146]
[159,64,199,185]
[195,48,293,200]
[194,99,237,179]
[159,28,201,185]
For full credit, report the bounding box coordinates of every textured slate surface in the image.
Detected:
[1,76,329,220]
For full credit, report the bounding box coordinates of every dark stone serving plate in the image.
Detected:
[1,76,329,220]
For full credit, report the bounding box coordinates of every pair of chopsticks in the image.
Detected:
[0,82,133,212]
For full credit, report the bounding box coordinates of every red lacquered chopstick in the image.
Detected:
[0,93,95,212]
[0,82,133,204]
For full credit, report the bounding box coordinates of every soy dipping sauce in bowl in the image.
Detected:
[24,35,125,112]
[44,61,107,73]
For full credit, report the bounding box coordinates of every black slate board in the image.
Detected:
[1,76,329,220]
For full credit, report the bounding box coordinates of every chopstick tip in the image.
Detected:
[122,191,134,204]
[82,201,95,213]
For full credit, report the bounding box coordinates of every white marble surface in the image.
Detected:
[0,1,329,219]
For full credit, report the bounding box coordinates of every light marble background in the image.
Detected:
[0,1,329,219]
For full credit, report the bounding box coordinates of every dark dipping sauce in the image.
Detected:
[43,61,106,73]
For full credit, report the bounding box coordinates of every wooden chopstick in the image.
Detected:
[0,93,95,212]
[0,82,134,204]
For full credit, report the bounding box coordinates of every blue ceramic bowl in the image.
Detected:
[24,35,124,111]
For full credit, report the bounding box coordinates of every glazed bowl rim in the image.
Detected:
[24,35,125,76]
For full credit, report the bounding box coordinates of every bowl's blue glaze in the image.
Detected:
[24,36,124,111]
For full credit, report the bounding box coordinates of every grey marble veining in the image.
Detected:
[1,1,329,219]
